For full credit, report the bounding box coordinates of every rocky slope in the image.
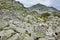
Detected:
[0,0,60,40]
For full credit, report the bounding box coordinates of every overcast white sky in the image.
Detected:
[16,0,60,10]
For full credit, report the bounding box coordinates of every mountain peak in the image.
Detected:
[30,3,47,8]
[33,3,46,7]
[29,3,48,11]
[29,3,58,11]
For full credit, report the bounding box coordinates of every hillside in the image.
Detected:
[0,0,60,40]
[29,3,57,11]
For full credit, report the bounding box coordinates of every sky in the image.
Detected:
[16,0,60,10]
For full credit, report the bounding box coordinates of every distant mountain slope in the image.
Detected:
[29,3,58,12]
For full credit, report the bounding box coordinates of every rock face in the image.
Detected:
[0,0,60,40]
